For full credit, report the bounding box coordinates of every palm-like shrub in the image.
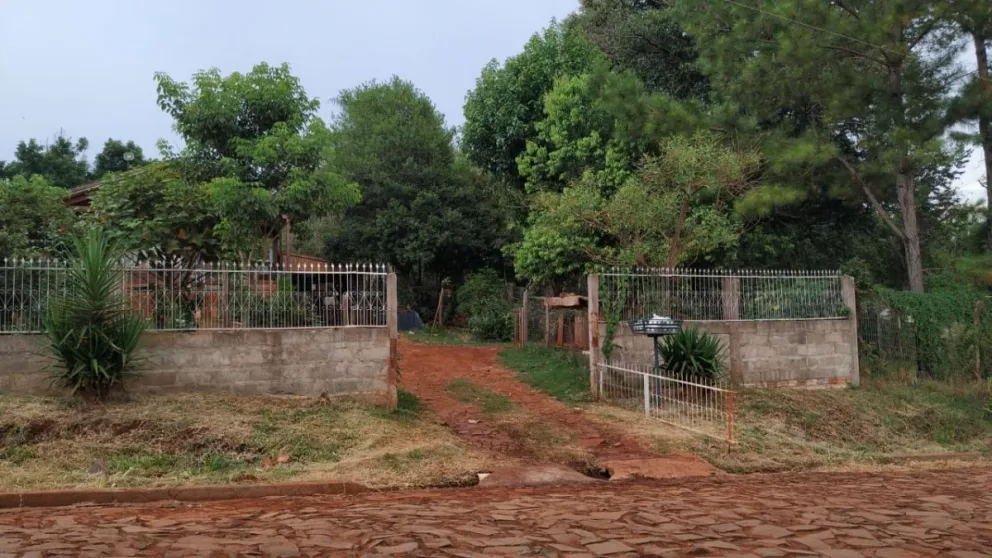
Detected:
[45,229,146,398]
[659,327,727,382]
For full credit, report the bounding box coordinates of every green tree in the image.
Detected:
[675,0,964,293]
[0,175,76,259]
[154,62,359,263]
[949,1,992,249]
[514,132,757,284]
[462,20,605,189]
[578,0,708,99]
[2,135,90,188]
[88,162,220,266]
[516,69,650,195]
[326,78,509,310]
[91,139,147,179]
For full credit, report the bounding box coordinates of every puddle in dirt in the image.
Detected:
[476,465,605,488]
[470,455,716,489]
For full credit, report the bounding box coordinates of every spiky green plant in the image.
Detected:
[44,229,146,398]
[659,327,727,382]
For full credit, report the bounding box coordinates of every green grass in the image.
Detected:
[445,379,514,414]
[404,328,505,346]
[737,380,992,452]
[686,379,992,473]
[369,388,425,422]
[499,346,591,403]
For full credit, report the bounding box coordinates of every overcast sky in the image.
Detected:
[0,0,984,200]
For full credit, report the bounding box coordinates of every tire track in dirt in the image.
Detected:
[398,339,715,477]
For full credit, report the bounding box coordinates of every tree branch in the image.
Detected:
[835,155,906,242]
[907,18,939,51]
[831,1,860,20]
[823,44,886,65]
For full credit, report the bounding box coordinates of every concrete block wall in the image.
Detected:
[598,318,858,388]
[0,327,395,404]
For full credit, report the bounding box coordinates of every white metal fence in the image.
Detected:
[599,362,735,444]
[600,268,846,321]
[0,259,389,333]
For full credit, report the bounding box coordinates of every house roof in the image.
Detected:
[66,179,103,208]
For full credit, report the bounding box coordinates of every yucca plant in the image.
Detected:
[659,327,727,383]
[45,229,146,398]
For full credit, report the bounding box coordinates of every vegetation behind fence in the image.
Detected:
[0,259,389,333]
[599,269,848,322]
[858,274,992,381]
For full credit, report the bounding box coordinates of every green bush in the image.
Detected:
[467,310,514,342]
[660,326,727,382]
[44,229,146,398]
[456,270,508,316]
[457,269,513,341]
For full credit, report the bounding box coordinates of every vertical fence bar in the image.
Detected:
[727,391,735,449]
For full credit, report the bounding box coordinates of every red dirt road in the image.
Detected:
[1,468,990,556]
[398,340,712,477]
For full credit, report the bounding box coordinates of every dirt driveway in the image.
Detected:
[398,340,714,477]
[2,467,990,556]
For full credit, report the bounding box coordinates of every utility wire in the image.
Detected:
[720,0,990,82]
[719,0,907,56]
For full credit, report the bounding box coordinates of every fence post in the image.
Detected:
[342,293,351,326]
[521,288,529,344]
[841,275,860,387]
[386,272,398,409]
[545,303,551,347]
[722,275,740,320]
[588,273,600,399]
[643,373,650,417]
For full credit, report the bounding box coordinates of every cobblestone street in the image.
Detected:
[1,467,990,557]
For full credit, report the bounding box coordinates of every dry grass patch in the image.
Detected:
[0,390,494,491]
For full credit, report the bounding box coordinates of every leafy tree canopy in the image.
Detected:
[514,132,758,284]
[0,175,76,259]
[578,0,708,99]
[154,62,360,261]
[0,135,90,188]
[88,162,220,266]
[91,139,147,179]
[462,19,605,188]
[325,77,509,283]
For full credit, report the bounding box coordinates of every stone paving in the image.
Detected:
[2,468,991,557]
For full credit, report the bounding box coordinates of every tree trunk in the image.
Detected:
[271,235,282,269]
[897,170,925,293]
[889,63,925,293]
[975,33,992,252]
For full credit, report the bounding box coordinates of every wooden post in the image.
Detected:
[342,293,351,327]
[975,300,984,381]
[841,275,860,387]
[574,315,587,350]
[587,273,600,399]
[545,303,551,347]
[556,314,565,347]
[521,288,529,345]
[386,273,398,409]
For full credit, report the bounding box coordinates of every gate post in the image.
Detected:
[588,273,600,399]
[521,288,529,345]
[841,275,860,387]
[386,272,398,408]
